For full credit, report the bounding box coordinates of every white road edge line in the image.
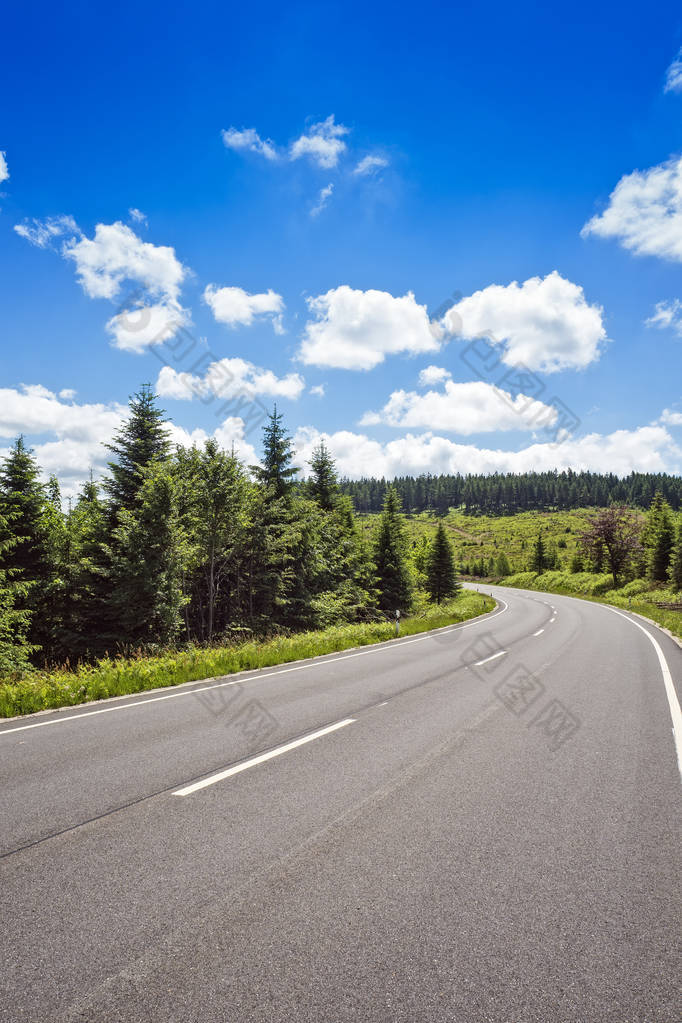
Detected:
[475,650,506,666]
[606,606,682,781]
[533,629,545,637]
[172,718,356,796]
[0,600,509,736]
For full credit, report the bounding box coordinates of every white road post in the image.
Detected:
[395,609,401,636]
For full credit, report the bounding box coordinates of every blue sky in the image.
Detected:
[2,0,682,496]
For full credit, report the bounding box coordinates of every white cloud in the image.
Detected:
[203,284,284,333]
[157,357,305,402]
[309,384,326,397]
[443,271,606,372]
[664,49,682,93]
[63,220,187,302]
[128,207,147,225]
[106,300,191,352]
[660,408,682,426]
[293,424,681,479]
[166,416,259,468]
[0,151,8,184]
[221,127,278,161]
[311,183,334,217]
[58,388,77,400]
[299,285,442,370]
[290,115,349,169]
[360,379,558,434]
[0,384,263,497]
[581,155,682,262]
[0,385,127,497]
[353,154,388,176]
[646,298,682,335]
[418,365,451,387]
[13,214,79,249]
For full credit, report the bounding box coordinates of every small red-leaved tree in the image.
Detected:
[579,506,643,588]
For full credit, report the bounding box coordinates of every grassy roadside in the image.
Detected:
[0,591,495,719]
[500,570,682,642]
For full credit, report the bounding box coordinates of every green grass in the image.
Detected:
[359,507,600,572]
[502,570,682,641]
[0,590,495,719]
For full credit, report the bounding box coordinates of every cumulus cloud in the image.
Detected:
[0,385,127,497]
[418,365,451,387]
[442,271,606,372]
[0,384,263,496]
[360,379,558,434]
[14,214,79,249]
[311,183,334,217]
[353,154,388,176]
[664,49,682,93]
[203,284,284,333]
[156,357,305,402]
[15,217,192,351]
[290,115,349,169]
[299,285,442,370]
[221,127,278,161]
[581,155,682,262]
[660,408,682,426]
[293,424,681,479]
[166,416,259,467]
[0,151,8,184]
[63,220,187,302]
[106,300,191,353]
[646,298,682,335]
[309,384,326,397]
[128,207,147,225]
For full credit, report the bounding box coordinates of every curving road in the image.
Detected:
[0,585,680,1022]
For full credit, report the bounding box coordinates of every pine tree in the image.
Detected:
[669,523,682,593]
[373,487,413,613]
[104,385,171,513]
[644,491,675,581]
[426,522,459,603]
[308,441,339,510]
[252,406,299,500]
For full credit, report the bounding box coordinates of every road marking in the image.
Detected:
[605,607,682,781]
[533,629,545,636]
[0,601,509,736]
[475,650,506,666]
[172,718,355,796]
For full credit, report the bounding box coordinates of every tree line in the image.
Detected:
[0,387,459,678]
[341,470,682,516]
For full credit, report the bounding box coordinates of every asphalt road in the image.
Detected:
[1,585,680,1023]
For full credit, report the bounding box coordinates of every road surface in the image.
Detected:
[1,584,680,1022]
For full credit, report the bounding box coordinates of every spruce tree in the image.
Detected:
[373,486,413,613]
[644,491,675,581]
[108,463,185,649]
[669,523,682,593]
[426,522,459,603]
[530,531,547,572]
[0,510,35,677]
[252,406,299,500]
[104,385,171,513]
[0,437,54,660]
[308,441,339,510]
[495,552,511,576]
